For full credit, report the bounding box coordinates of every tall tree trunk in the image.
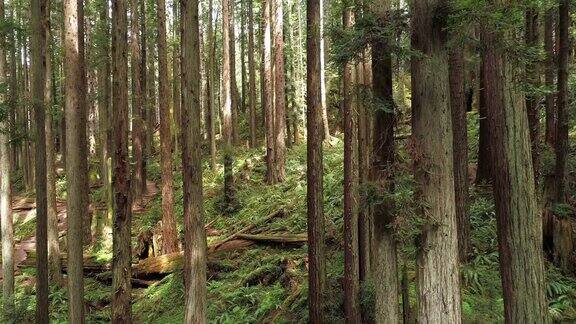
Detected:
[111,0,132,319]
[230,1,239,145]
[222,0,236,211]
[357,52,370,283]
[342,5,360,322]
[130,0,145,199]
[172,1,181,152]
[273,0,286,181]
[482,17,548,323]
[263,0,276,184]
[319,0,330,141]
[240,0,247,114]
[45,7,62,284]
[64,0,88,320]
[181,0,208,320]
[31,0,49,319]
[157,0,178,254]
[307,0,325,320]
[0,0,14,314]
[476,60,491,184]
[411,1,462,322]
[544,9,556,146]
[97,0,113,233]
[371,2,398,322]
[247,0,257,147]
[555,0,570,203]
[525,9,540,178]
[147,43,156,156]
[140,0,148,196]
[206,0,217,170]
[449,48,470,262]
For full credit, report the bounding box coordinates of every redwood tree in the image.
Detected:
[31,0,49,320]
[130,0,146,199]
[342,2,360,322]
[482,3,548,321]
[111,0,132,319]
[273,0,286,181]
[157,0,178,254]
[181,0,208,319]
[307,0,325,319]
[263,0,276,184]
[247,0,257,147]
[0,0,14,314]
[411,0,462,321]
[64,0,89,319]
[371,2,399,321]
[544,8,556,145]
[449,47,470,262]
[555,0,570,203]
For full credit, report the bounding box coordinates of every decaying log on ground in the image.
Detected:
[210,208,285,251]
[235,233,307,244]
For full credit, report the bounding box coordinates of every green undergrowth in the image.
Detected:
[5,126,576,322]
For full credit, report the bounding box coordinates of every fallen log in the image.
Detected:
[235,233,307,245]
[209,208,285,252]
[132,239,254,278]
[131,233,304,279]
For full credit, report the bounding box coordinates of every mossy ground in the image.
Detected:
[4,112,576,323]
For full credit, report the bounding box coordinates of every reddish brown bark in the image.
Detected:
[307,0,325,320]
[157,0,178,254]
[555,0,570,203]
[342,5,360,323]
[544,9,556,146]
[482,22,548,323]
[111,0,133,320]
[449,48,470,262]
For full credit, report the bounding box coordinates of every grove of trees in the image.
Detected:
[0,0,574,322]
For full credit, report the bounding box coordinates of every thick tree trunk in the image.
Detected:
[44,12,62,285]
[181,0,208,320]
[449,48,470,262]
[544,9,556,146]
[411,1,462,322]
[130,0,145,199]
[342,5,360,322]
[273,0,286,181]
[482,21,548,323]
[157,0,178,254]
[0,0,14,314]
[64,0,88,320]
[31,0,49,320]
[555,0,570,203]
[371,3,399,322]
[111,0,132,320]
[525,9,540,178]
[358,50,371,284]
[221,0,235,212]
[306,0,325,320]
[263,0,276,184]
[247,0,257,148]
[30,0,49,323]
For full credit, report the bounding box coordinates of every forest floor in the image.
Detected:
[5,111,576,323]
